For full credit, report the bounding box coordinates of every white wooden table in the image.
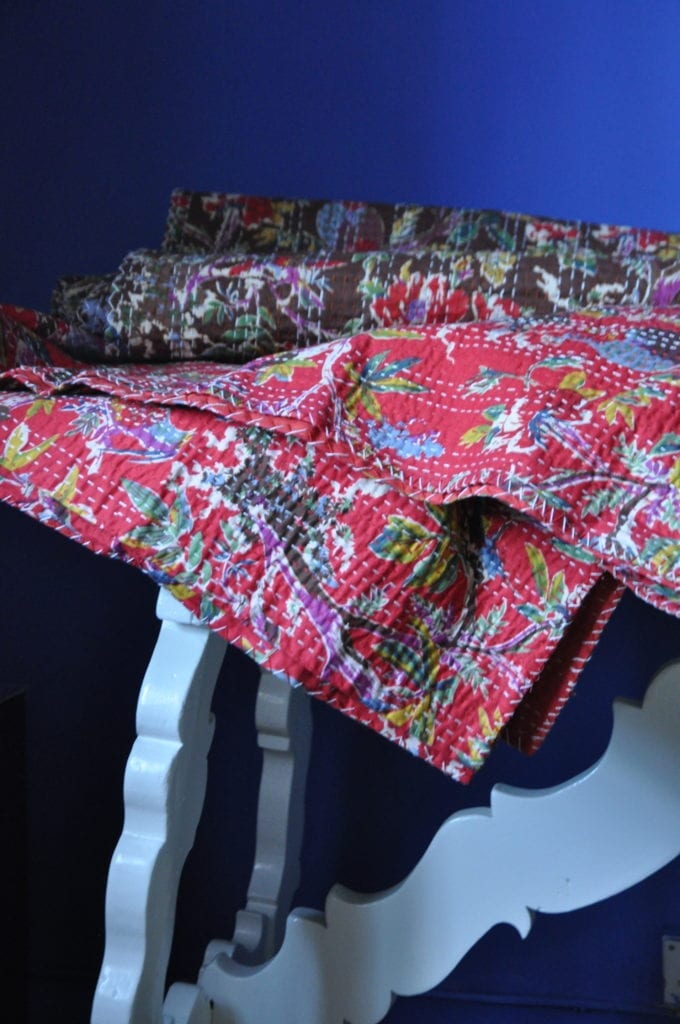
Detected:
[90,589,680,1024]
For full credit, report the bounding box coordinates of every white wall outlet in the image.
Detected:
[663,935,680,1009]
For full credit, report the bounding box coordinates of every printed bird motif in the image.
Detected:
[584,329,676,372]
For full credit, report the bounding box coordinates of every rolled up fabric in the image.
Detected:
[163,187,680,259]
[53,244,680,363]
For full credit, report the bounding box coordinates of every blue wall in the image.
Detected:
[4,0,680,310]
[2,2,680,1021]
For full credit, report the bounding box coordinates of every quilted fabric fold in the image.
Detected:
[8,192,680,779]
[2,302,680,779]
[48,245,680,364]
[49,190,680,367]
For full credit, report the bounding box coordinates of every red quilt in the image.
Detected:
[2,303,680,780]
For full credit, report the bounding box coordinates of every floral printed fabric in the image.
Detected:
[50,245,680,364]
[2,302,680,779]
[50,189,680,365]
[51,273,116,333]
[162,189,680,259]
[0,305,89,369]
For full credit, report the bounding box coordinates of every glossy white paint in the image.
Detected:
[202,668,312,967]
[182,661,680,1024]
[91,590,680,1024]
[92,591,313,1024]
[91,593,226,1024]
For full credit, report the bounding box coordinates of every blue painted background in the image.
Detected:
[2,2,680,1021]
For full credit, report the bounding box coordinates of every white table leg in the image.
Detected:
[91,591,226,1024]
[92,585,680,1024]
[190,660,680,1024]
[164,670,313,1023]
[210,669,312,965]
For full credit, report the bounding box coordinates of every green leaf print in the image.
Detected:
[123,479,170,523]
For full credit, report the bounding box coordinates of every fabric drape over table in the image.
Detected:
[2,192,680,780]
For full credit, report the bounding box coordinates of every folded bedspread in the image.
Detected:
[2,300,680,780]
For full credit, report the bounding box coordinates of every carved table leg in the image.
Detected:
[211,670,312,965]
[91,590,227,1024]
[164,670,312,1022]
[93,583,680,1024]
[192,660,680,1024]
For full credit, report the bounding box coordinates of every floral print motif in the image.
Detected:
[162,189,680,259]
[2,303,680,779]
[51,246,680,364]
[0,305,84,369]
[6,190,680,779]
[50,189,680,365]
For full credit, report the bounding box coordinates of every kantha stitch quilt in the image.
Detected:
[2,301,680,780]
